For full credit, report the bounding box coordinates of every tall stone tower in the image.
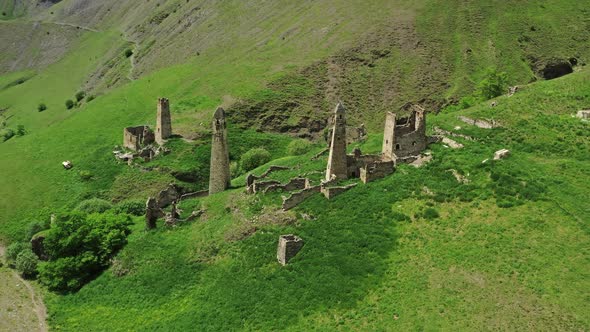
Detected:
[326,103,348,180]
[209,107,231,194]
[382,112,396,161]
[156,97,172,145]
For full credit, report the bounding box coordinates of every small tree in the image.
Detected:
[477,68,509,100]
[16,125,26,136]
[75,91,86,102]
[287,139,313,156]
[16,249,39,278]
[124,49,133,58]
[1,128,15,142]
[65,99,75,109]
[6,242,29,263]
[38,103,47,112]
[240,148,271,171]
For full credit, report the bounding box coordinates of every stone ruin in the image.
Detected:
[156,97,172,145]
[382,103,428,162]
[209,107,231,194]
[493,149,510,160]
[145,197,160,230]
[123,125,155,151]
[577,110,590,120]
[120,97,173,162]
[277,234,304,265]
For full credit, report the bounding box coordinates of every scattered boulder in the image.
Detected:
[277,234,304,265]
[508,86,519,96]
[493,149,511,160]
[62,160,73,169]
[441,137,464,149]
[576,110,590,120]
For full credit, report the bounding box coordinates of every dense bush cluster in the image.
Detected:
[76,198,113,214]
[240,148,271,171]
[287,139,313,156]
[37,212,132,291]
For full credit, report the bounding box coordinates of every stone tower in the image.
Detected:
[156,97,172,145]
[326,103,348,180]
[382,112,396,161]
[209,107,231,194]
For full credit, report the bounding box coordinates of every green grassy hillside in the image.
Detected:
[0,0,589,330]
[45,70,589,331]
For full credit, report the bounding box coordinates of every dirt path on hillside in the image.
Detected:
[0,243,47,332]
[50,21,99,33]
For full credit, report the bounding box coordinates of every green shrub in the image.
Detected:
[16,125,25,136]
[124,49,133,58]
[1,128,15,142]
[16,249,39,278]
[423,207,440,220]
[38,103,47,112]
[230,161,241,177]
[65,99,75,109]
[287,139,313,156]
[37,212,132,291]
[78,170,93,181]
[6,242,29,263]
[26,220,49,240]
[114,199,145,216]
[477,68,509,100]
[76,198,113,214]
[240,148,271,171]
[86,95,95,103]
[75,91,86,102]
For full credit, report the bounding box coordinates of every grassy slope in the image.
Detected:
[45,70,589,331]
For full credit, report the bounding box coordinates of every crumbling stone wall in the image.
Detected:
[209,107,231,194]
[253,180,281,193]
[321,183,357,199]
[123,126,155,151]
[180,189,209,200]
[264,177,307,193]
[346,149,381,178]
[282,185,321,211]
[458,116,499,129]
[326,103,348,180]
[156,97,172,145]
[360,160,395,183]
[145,197,160,229]
[156,183,180,208]
[277,234,304,265]
[382,105,427,161]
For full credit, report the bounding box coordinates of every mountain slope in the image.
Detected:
[46,69,589,331]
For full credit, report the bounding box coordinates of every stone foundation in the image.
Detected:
[277,234,304,265]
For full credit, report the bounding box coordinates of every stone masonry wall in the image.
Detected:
[156,97,172,145]
[360,160,395,183]
[209,107,231,194]
[282,185,321,211]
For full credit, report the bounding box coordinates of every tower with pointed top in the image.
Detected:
[326,103,348,180]
[209,107,231,194]
[156,97,172,145]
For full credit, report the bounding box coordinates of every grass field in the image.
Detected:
[42,70,590,331]
[0,0,589,330]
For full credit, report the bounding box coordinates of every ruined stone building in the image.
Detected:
[324,102,428,184]
[382,104,426,162]
[326,103,349,180]
[156,97,172,145]
[123,126,155,151]
[209,107,231,194]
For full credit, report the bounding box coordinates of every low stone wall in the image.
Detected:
[253,180,281,193]
[360,161,394,183]
[321,183,357,199]
[180,190,209,200]
[458,116,500,129]
[441,136,464,149]
[433,127,476,141]
[264,177,307,193]
[246,165,291,193]
[282,185,321,211]
[156,184,180,208]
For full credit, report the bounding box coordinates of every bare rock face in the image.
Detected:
[277,234,304,265]
[576,110,590,120]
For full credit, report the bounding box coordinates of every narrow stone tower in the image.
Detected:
[382,112,396,161]
[209,107,231,194]
[326,102,348,180]
[156,97,172,145]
